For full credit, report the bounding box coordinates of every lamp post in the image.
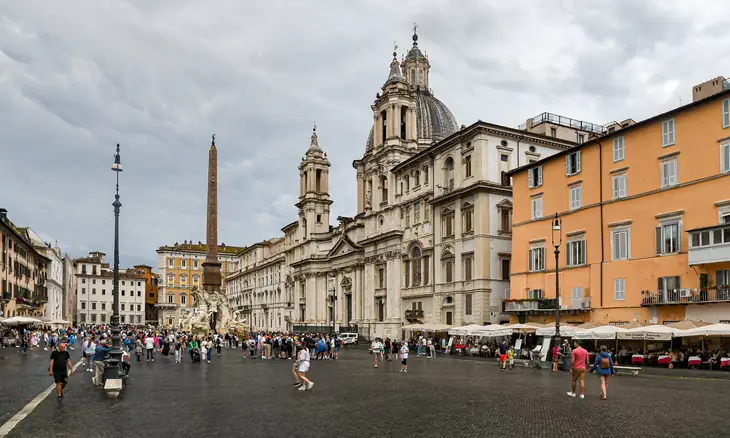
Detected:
[105,143,123,380]
[551,213,563,356]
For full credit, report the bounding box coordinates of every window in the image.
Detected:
[92,288,96,295]
[614,278,625,301]
[566,151,581,175]
[465,293,473,316]
[500,207,512,233]
[462,204,474,233]
[413,170,421,187]
[167,273,174,285]
[531,196,542,220]
[101,303,106,310]
[723,99,729,128]
[121,290,125,296]
[91,302,96,310]
[405,207,411,227]
[612,173,627,199]
[717,269,730,288]
[611,227,630,260]
[193,275,199,283]
[722,140,730,174]
[378,268,385,289]
[414,201,421,223]
[444,158,454,191]
[442,208,455,237]
[550,127,557,137]
[194,260,199,268]
[660,157,678,188]
[423,166,429,185]
[569,185,582,210]
[316,214,322,223]
[82,287,86,294]
[571,287,583,308]
[167,294,173,304]
[656,220,681,255]
[464,155,472,178]
[412,247,422,287]
[463,254,473,281]
[181,294,187,305]
[181,274,187,283]
[181,259,186,268]
[169,258,174,267]
[121,315,125,323]
[81,302,86,310]
[423,256,430,286]
[577,134,584,144]
[121,304,125,311]
[528,166,543,188]
[662,119,675,147]
[528,246,545,272]
[528,289,543,299]
[612,136,625,162]
[442,250,454,283]
[566,239,586,267]
[403,260,410,288]
[658,276,681,298]
[501,154,508,162]
[501,257,511,280]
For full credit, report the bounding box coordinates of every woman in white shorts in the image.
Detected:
[295,340,314,391]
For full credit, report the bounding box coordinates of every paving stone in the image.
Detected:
[4,346,730,438]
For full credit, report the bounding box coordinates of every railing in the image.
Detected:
[568,297,591,310]
[641,287,730,305]
[504,298,557,312]
[405,309,424,319]
[528,112,604,134]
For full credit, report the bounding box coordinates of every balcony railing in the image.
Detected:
[405,309,424,320]
[528,112,604,134]
[641,287,730,305]
[688,224,730,265]
[504,298,557,312]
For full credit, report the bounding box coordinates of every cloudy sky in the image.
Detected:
[1,0,726,268]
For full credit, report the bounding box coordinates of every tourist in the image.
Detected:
[295,340,314,391]
[370,338,382,368]
[135,337,143,362]
[189,337,199,361]
[567,340,590,399]
[592,345,615,400]
[499,340,508,370]
[120,349,131,376]
[144,334,155,362]
[552,344,560,372]
[83,337,96,372]
[92,341,111,387]
[399,341,409,373]
[216,335,222,355]
[174,337,183,364]
[507,347,514,370]
[49,343,74,400]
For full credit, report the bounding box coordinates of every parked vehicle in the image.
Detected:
[340,332,358,345]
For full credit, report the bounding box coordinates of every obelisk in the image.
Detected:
[202,134,222,330]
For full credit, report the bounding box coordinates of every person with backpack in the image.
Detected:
[592,345,615,400]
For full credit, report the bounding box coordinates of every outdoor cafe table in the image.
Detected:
[631,354,645,365]
[721,358,730,369]
[657,355,671,366]
[687,356,701,367]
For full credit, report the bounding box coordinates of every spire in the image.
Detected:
[385,41,405,85]
[405,22,424,61]
[308,123,322,153]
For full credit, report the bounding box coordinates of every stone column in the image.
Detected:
[357,173,364,213]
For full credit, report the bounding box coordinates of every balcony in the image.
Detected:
[641,286,730,306]
[504,298,557,313]
[688,224,730,266]
[405,309,424,320]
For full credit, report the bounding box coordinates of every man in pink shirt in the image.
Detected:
[567,340,590,399]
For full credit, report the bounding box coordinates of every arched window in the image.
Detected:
[418,69,423,85]
[411,69,415,83]
[167,273,174,285]
[442,248,455,283]
[381,176,388,205]
[444,158,454,191]
[380,110,388,143]
[181,274,187,284]
[412,247,422,287]
[400,106,407,139]
[180,293,187,305]
[445,296,453,304]
[167,293,174,304]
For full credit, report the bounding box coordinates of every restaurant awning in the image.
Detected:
[616,325,677,341]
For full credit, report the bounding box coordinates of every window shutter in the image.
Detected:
[566,156,571,175]
[537,167,543,186]
[677,222,682,252]
[612,177,618,198]
[655,226,662,255]
[528,250,533,271]
[724,100,730,127]
[576,151,581,172]
[528,169,534,187]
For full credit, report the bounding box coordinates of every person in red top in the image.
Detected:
[552,345,560,372]
[567,340,590,399]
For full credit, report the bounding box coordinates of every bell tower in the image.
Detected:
[296,125,332,239]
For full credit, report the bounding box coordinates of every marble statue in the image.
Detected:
[181,286,243,335]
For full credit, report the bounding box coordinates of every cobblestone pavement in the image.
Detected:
[4,346,730,438]
[0,345,81,426]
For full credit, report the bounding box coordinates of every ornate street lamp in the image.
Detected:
[551,213,563,357]
[105,144,123,379]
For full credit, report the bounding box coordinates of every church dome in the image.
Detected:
[365,88,459,152]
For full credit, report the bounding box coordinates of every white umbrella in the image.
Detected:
[505,323,545,332]
[447,324,484,336]
[674,323,730,337]
[470,325,513,338]
[1,316,42,326]
[536,325,576,337]
[574,325,629,340]
[616,324,676,341]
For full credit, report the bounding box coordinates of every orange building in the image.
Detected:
[508,79,730,325]
[133,265,159,324]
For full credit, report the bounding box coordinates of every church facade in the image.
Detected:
[224,30,575,340]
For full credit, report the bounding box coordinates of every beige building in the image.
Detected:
[156,242,242,327]
[0,209,49,319]
[222,29,574,339]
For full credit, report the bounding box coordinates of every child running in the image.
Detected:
[294,340,314,391]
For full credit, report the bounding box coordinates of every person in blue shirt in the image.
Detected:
[591,345,615,400]
[92,341,112,387]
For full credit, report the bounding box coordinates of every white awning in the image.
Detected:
[573,325,629,340]
[616,325,677,341]
[0,316,43,326]
[447,324,485,336]
[535,325,577,337]
[674,323,730,337]
[401,323,453,332]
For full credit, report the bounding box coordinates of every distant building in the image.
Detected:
[155,241,242,327]
[133,264,159,324]
[74,252,146,325]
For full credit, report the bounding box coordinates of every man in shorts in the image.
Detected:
[399,341,409,373]
[498,340,508,370]
[49,343,74,400]
[567,340,590,399]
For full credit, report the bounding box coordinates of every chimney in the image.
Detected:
[0,208,7,219]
